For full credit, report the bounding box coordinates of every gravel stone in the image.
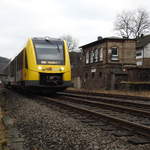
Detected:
[0,88,150,150]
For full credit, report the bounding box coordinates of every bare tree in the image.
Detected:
[60,35,78,51]
[132,9,150,38]
[114,11,133,38]
[114,8,150,38]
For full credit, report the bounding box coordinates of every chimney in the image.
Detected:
[141,34,144,38]
[97,36,103,41]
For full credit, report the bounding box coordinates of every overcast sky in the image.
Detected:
[0,0,149,58]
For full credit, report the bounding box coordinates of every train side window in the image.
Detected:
[20,51,23,70]
[25,50,28,69]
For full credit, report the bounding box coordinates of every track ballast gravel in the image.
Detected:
[0,88,150,150]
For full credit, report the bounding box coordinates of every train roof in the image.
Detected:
[32,37,62,41]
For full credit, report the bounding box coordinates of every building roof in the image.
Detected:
[136,35,150,48]
[80,36,135,49]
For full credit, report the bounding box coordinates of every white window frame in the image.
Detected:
[136,61,143,66]
[99,48,103,61]
[90,50,94,63]
[136,50,143,59]
[94,48,99,62]
[85,51,89,64]
[111,47,118,61]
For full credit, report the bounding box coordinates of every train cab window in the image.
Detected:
[33,39,64,65]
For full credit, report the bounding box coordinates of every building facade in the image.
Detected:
[136,35,150,67]
[80,37,136,90]
[123,35,150,90]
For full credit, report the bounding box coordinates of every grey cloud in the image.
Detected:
[0,0,149,58]
[54,0,114,21]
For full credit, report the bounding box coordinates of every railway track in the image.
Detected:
[58,91,150,111]
[65,89,150,101]
[37,92,150,144]
[2,88,150,150]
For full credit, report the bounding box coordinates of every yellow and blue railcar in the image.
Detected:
[4,37,72,91]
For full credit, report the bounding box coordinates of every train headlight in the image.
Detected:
[60,67,64,71]
[38,66,42,70]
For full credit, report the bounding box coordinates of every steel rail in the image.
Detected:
[58,92,150,109]
[59,95,150,117]
[66,90,150,101]
[41,96,150,138]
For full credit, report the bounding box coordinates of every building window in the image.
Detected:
[91,72,95,78]
[94,48,99,62]
[90,50,94,63]
[85,51,89,64]
[136,61,143,66]
[99,48,103,61]
[85,73,88,79]
[136,50,143,59]
[136,52,142,56]
[111,47,118,61]
[99,72,102,78]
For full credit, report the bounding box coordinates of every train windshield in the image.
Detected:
[33,39,64,65]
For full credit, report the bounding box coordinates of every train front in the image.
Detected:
[25,37,72,91]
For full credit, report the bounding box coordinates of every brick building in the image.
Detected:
[124,35,150,83]
[80,37,136,90]
[136,35,150,67]
[122,35,150,90]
